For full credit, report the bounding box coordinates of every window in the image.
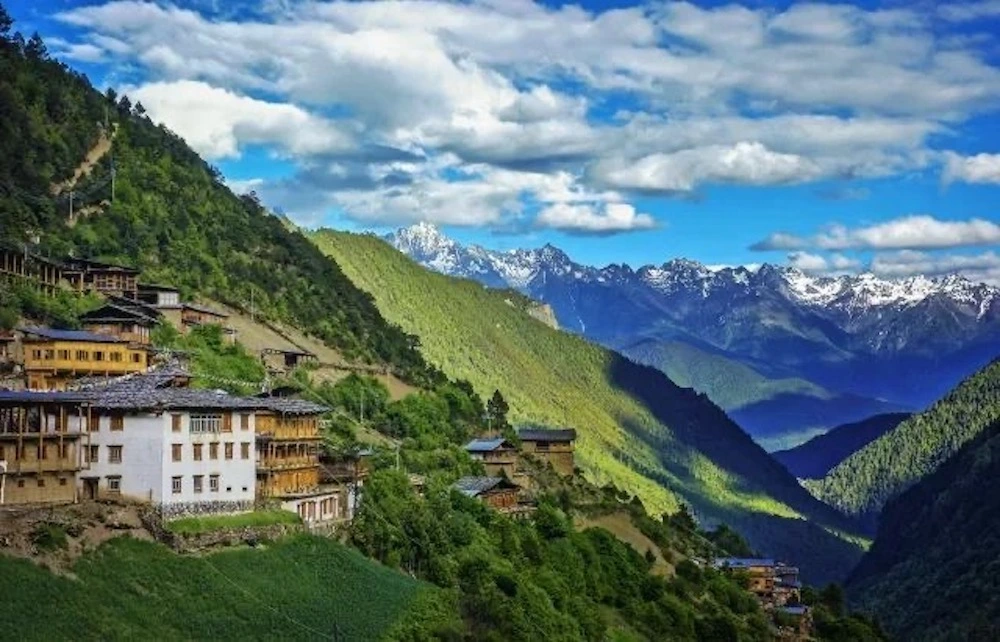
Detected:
[536,442,550,452]
[37,443,47,460]
[59,477,67,486]
[193,444,203,461]
[43,349,54,360]
[31,349,42,360]
[226,486,232,492]
[108,445,123,463]
[242,486,248,492]
[131,353,142,363]
[0,446,4,460]
[110,414,124,431]
[17,479,24,488]
[193,475,204,493]
[240,413,250,430]
[109,352,122,363]
[209,474,220,493]
[14,445,22,460]
[75,350,89,360]
[60,443,69,459]
[222,414,232,432]
[107,476,121,494]
[171,444,182,462]
[241,442,250,460]
[190,414,222,434]
[171,414,182,432]
[57,349,70,360]
[172,476,182,494]
[37,478,45,488]
[87,445,99,463]
[224,443,234,460]
[93,351,105,362]
[209,442,219,460]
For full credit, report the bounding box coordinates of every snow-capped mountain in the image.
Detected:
[387,223,1000,416]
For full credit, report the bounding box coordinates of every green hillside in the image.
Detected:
[0,535,450,641]
[0,24,434,385]
[312,229,865,584]
[807,358,1000,527]
[620,338,828,411]
[621,338,906,451]
[846,419,1000,641]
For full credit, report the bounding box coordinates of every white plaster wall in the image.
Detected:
[83,413,164,502]
[161,411,256,505]
[80,410,257,506]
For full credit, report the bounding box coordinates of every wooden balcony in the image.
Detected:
[257,455,317,472]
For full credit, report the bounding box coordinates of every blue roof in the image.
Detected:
[780,606,807,616]
[20,327,127,344]
[713,558,776,569]
[453,476,517,497]
[464,437,513,452]
[0,391,91,404]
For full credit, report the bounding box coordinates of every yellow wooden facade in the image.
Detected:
[23,338,149,390]
[255,412,323,498]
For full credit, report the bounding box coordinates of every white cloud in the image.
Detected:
[126,80,354,160]
[938,1,1000,22]
[592,142,821,192]
[870,250,1000,285]
[535,202,656,234]
[942,151,1000,185]
[787,251,861,274]
[754,216,1000,251]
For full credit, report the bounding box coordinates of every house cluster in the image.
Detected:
[454,427,577,516]
[0,366,358,525]
[713,557,807,628]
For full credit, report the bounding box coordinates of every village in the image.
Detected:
[0,245,812,638]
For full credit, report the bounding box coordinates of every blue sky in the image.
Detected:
[8,0,1000,281]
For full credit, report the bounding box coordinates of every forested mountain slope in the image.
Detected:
[846,419,1000,641]
[0,27,434,385]
[312,229,865,584]
[807,359,1000,527]
[773,413,910,480]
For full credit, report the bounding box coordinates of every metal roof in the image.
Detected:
[0,390,93,404]
[517,427,577,442]
[79,303,159,324]
[453,476,517,497]
[712,558,776,569]
[464,437,514,452]
[19,327,129,344]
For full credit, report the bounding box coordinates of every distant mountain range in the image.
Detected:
[388,223,1000,447]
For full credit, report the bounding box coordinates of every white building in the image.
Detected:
[81,381,270,517]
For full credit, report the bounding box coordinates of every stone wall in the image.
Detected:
[158,499,254,519]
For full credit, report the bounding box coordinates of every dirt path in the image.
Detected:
[51,127,114,196]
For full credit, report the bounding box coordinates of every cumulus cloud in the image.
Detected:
[938,1,1000,22]
[870,250,1000,285]
[753,216,1000,251]
[787,251,861,274]
[591,142,821,193]
[535,202,656,235]
[50,0,1000,230]
[127,80,354,160]
[942,151,1000,185]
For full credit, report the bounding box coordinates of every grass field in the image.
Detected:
[166,510,301,535]
[0,535,448,641]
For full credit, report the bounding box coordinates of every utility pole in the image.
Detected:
[111,163,116,202]
[68,191,74,221]
[250,288,255,322]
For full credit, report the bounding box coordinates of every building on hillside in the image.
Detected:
[19,327,150,391]
[255,397,343,524]
[137,283,181,307]
[517,427,577,476]
[260,348,318,372]
[0,391,90,505]
[80,303,158,345]
[464,437,517,478]
[0,245,65,293]
[77,371,271,515]
[774,565,802,606]
[155,301,236,342]
[62,258,140,299]
[713,558,777,595]
[319,447,372,521]
[453,476,523,512]
[0,331,18,372]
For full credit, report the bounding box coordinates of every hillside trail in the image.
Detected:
[51,124,117,197]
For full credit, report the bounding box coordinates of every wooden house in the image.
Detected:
[137,283,181,307]
[517,427,577,476]
[464,437,517,478]
[80,303,158,345]
[19,327,149,391]
[773,565,802,606]
[255,396,343,524]
[0,244,66,293]
[714,558,777,596]
[61,258,140,299]
[260,348,318,372]
[453,476,520,511]
[0,391,91,505]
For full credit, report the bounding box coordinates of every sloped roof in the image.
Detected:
[517,427,577,442]
[61,257,140,274]
[0,390,92,405]
[19,327,129,344]
[80,303,159,325]
[183,302,228,317]
[464,437,514,452]
[453,476,518,497]
[712,558,776,569]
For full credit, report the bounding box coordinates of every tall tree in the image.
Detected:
[486,389,509,433]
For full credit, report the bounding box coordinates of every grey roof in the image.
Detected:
[453,476,517,497]
[0,390,92,405]
[80,303,159,324]
[183,302,228,317]
[517,427,577,442]
[19,327,129,344]
[138,283,180,292]
[263,397,330,415]
[464,437,514,452]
